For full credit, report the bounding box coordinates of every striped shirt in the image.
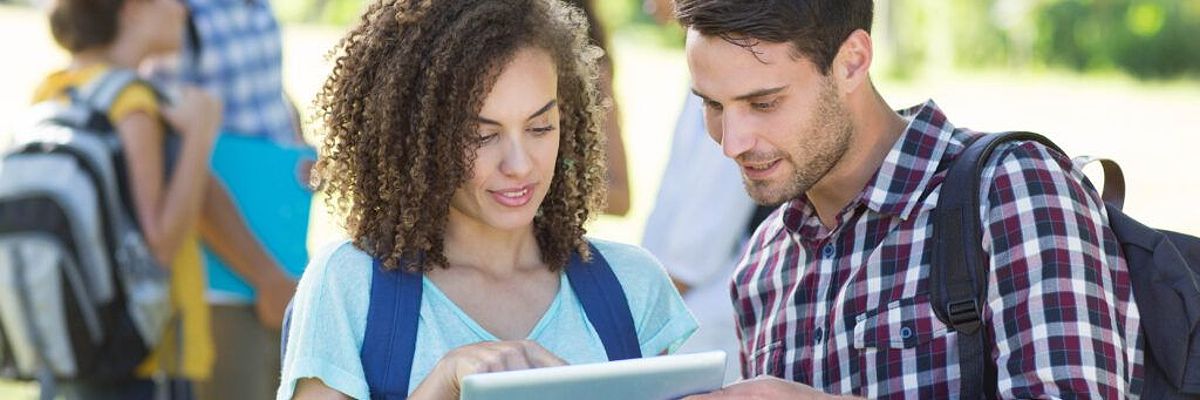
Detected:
[732,100,1143,399]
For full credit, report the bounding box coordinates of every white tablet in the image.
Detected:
[459,351,727,400]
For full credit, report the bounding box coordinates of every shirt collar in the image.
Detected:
[774,100,958,238]
[861,100,957,220]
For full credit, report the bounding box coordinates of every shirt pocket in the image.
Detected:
[851,293,955,396]
[746,340,787,378]
[852,294,950,350]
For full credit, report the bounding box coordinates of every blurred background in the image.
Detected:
[1,0,1197,396]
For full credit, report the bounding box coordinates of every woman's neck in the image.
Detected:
[442,215,544,277]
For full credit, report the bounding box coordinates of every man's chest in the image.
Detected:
[735,210,960,397]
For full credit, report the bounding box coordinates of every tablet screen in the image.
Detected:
[460,351,727,400]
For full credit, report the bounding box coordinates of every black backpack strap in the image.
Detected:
[931,131,1064,400]
[565,242,643,361]
[68,69,142,135]
[71,69,167,234]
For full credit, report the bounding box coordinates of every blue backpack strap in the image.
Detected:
[281,300,293,365]
[565,242,643,361]
[277,259,421,399]
[361,259,423,399]
[931,131,1064,400]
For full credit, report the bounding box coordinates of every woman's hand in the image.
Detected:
[409,340,567,400]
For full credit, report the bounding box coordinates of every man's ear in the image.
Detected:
[831,29,873,94]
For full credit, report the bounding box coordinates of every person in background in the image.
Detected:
[564,0,630,216]
[150,0,307,398]
[37,0,214,396]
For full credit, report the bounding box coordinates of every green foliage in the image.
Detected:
[949,0,1012,69]
[1034,0,1200,78]
[275,0,1199,80]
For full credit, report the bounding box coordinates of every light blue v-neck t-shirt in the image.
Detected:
[277,238,699,400]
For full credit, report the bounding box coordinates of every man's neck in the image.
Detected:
[807,90,909,229]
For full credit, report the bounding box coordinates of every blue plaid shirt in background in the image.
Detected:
[176,0,299,145]
[732,101,1143,399]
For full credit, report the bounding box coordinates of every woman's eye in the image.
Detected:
[529,125,557,135]
[478,133,499,144]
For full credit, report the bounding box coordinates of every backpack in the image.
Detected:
[931,131,1200,399]
[0,70,173,389]
[281,241,642,399]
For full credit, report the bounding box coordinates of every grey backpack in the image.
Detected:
[0,69,172,389]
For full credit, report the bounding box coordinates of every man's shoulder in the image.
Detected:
[985,138,1073,173]
[975,137,1086,203]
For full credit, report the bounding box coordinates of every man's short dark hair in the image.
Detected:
[675,0,874,74]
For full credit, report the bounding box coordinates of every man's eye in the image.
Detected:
[751,100,778,111]
[705,101,723,111]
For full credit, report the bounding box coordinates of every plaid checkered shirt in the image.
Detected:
[732,100,1143,399]
[176,0,298,145]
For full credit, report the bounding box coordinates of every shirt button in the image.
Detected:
[813,327,824,344]
[821,243,836,259]
[900,326,914,340]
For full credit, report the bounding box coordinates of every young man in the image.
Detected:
[676,1,1142,398]
[155,0,305,398]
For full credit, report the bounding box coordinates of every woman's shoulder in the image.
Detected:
[589,238,660,268]
[583,239,697,355]
[586,237,672,288]
[299,238,375,293]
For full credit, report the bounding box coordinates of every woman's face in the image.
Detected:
[449,47,561,234]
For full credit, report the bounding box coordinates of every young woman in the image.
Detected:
[279,0,696,399]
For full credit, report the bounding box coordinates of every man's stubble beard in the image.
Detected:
[745,80,853,206]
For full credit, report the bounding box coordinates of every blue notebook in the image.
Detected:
[201,134,316,302]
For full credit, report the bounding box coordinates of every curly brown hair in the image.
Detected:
[315,0,608,272]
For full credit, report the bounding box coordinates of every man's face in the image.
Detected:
[686,29,853,206]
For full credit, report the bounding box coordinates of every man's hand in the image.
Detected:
[684,376,861,400]
[199,180,299,330]
[255,273,297,330]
